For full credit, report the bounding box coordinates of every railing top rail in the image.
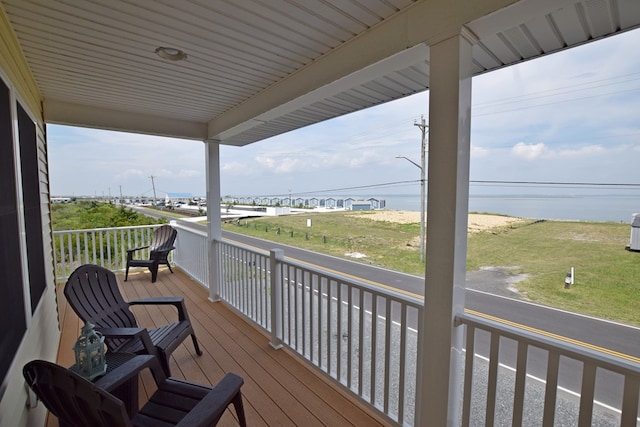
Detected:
[53,224,161,234]
[279,256,424,308]
[172,222,208,237]
[457,312,640,377]
[217,237,423,308]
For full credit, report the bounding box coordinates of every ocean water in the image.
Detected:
[377,193,640,223]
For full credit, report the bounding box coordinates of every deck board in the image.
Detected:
[51,267,389,426]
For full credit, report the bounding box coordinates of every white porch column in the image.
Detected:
[205,140,222,302]
[418,29,475,426]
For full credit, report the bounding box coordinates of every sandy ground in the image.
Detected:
[351,210,525,233]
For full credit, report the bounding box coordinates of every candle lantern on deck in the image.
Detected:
[73,322,107,380]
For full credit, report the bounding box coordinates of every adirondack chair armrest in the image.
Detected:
[129,297,189,321]
[126,245,150,255]
[150,246,175,256]
[96,327,157,356]
[175,373,245,427]
[94,354,166,391]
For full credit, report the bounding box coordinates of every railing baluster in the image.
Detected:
[398,303,407,424]
[578,362,596,426]
[358,288,365,398]
[327,278,333,376]
[301,268,307,357]
[543,351,560,426]
[485,332,500,425]
[370,293,378,405]
[620,374,639,426]
[512,340,528,426]
[461,323,475,427]
[296,266,300,347]
[383,297,391,414]
[346,285,353,389]
[337,283,343,382]
[319,275,325,370]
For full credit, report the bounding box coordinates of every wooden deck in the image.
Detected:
[53,267,389,426]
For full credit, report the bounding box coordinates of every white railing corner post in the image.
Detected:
[208,238,221,302]
[270,248,284,349]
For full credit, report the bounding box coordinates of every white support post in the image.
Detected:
[205,140,222,302]
[270,249,284,349]
[417,29,475,426]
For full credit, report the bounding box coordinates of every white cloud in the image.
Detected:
[115,169,145,180]
[512,142,547,160]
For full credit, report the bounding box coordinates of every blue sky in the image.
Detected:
[48,28,640,200]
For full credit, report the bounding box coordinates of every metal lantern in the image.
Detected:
[73,322,107,380]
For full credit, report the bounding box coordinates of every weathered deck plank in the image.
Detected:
[51,267,388,426]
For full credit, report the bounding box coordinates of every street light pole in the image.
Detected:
[396,152,426,262]
[414,116,428,262]
[396,116,428,262]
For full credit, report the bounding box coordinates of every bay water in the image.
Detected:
[378,192,640,223]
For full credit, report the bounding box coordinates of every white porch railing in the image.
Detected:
[216,241,423,425]
[52,224,640,425]
[456,312,640,426]
[52,224,161,279]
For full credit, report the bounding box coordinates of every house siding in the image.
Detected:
[0,4,59,427]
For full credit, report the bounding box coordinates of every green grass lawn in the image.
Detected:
[222,212,640,326]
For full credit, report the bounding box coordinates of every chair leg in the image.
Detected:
[150,262,159,283]
[166,263,174,274]
[125,265,130,281]
[191,333,203,356]
[232,392,247,427]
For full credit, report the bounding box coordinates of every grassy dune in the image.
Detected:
[222,211,640,326]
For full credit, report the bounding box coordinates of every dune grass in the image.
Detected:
[222,211,640,326]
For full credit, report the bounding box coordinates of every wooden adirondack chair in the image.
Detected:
[23,356,247,427]
[64,264,202,375]
[125,224,177,283]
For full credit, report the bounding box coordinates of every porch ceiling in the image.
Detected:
[2,0,639,146]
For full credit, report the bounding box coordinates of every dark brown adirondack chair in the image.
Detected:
[64,264,202,375]
[125,224,177,283]
[23,356,247,427]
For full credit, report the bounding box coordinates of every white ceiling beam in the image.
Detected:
[44,99,207,140]
[207,0,518,142]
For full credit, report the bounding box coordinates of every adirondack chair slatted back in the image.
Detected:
[64,264,138,352]
[150,224,177,253]
[23,360,131,427]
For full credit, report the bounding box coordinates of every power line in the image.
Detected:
[237,179,640,199]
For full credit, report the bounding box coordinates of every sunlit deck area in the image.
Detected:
[52,267,387,427]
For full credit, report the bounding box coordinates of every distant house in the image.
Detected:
[344,198,355,209]
[367,197,382,209]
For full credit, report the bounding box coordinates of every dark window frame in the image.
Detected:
[0,79,27,399]
[18,102,46,312]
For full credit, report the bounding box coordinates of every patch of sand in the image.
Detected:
[351,210,525,233]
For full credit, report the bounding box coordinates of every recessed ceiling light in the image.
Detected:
[155,47,187,61]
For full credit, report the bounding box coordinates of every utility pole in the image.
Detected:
[149,175,158,206]
[414,115,428,263]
